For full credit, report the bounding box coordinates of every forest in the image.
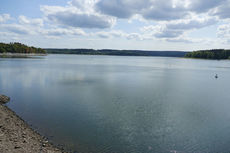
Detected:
[0,42,46,54]
[3,42,229,60]
[185,49,230,60]
[45,48,187,57]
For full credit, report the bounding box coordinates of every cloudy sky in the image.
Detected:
[0,0,230,51]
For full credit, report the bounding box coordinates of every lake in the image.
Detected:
[1,54,230,153]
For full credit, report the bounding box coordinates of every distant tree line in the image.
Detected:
[0,42,46,54]
[45,48,187,57]
[185,49,230,60]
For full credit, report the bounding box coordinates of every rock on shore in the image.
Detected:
[0,95,10,104]
[0,95,65,153]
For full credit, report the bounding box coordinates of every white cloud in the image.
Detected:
[95,0,230,22]
[218,24,230,37]
[96,0,151,19]
[0,14,10,23]
[69,0,98,13]
[165,36,200,43]
[0,15,45,35]
[0,24,31,35]
[0,13,87,38]
[95,31,111,38]
[213,0,230,19]
[142,0,189,21]
[188,0,227,13]
[41,4,116,29]
[126,33,143,40]
[141,25,183,38]
[93,30,143,40]
[96,0,188,20]
[141,14,217,40]
[142,25,180,38]
[40,28,85,36]
[217,23,230,44]
[18,16,43,27]
[165,15,217,30]
[0,31,18,37]
[94,30,125,39]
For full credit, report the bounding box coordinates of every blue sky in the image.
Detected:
[0,0,230,51]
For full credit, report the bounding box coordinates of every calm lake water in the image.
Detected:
[1,55,230,153]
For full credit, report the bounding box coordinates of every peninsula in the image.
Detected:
[0,42,46,58]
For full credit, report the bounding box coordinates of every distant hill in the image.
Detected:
[45,48,187,57]
[185,49,230,60]
[0,42,46,54]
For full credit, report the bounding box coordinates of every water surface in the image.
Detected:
[1,55,230,153]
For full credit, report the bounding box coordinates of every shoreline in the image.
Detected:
[0,53,47,58]
[0,103,65,153]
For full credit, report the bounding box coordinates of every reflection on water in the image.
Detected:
[1,55,230,153]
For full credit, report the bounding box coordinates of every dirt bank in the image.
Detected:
[0,104,65,153]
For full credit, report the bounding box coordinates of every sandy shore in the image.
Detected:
[0,104,65,153]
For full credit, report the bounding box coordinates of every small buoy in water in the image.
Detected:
[215,74,218,79]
